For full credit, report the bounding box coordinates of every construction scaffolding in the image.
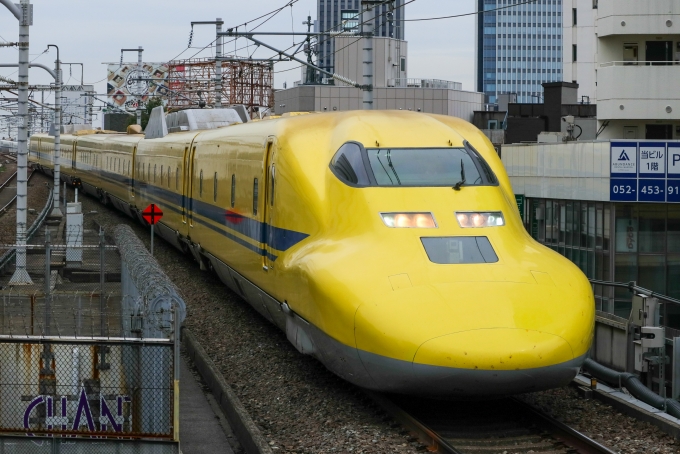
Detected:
[166,57,274,113]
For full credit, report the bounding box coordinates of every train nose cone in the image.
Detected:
[411,329,578,396]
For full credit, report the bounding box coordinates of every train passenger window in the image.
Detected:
[421,237,498,264]
[214,172,218,202]
[231,174,236,208]
[253,178,259,215]
[329,142,371,186]
[199,170,203,197]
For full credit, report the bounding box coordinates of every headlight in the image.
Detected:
[381,212,437,228]
[455,212,504,228]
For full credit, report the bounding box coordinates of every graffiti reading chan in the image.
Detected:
[23,388,131,435]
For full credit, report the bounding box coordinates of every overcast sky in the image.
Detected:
[0,0,476,126]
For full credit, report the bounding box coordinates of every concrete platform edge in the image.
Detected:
[183,328,273,454]
[573,375,680,440]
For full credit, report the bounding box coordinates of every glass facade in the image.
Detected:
[477,0,563,104]
[317,0,405,76]
[527,199,680,327]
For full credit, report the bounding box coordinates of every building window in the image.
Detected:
[572,44,577,62]
[341,10,358,32]
[572,8,577,25]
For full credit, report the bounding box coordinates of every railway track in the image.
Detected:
[370,392,616,454]
[0,152,33,215]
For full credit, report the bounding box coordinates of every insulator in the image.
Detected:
[188,27,194,48]
[332,73,357,87]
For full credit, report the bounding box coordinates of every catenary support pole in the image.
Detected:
[136,46,143,126]
[48,44,62,218]
[361,0,374,110]
[215,18,223,108]
[62,63,85,124]
[9,0,33,285]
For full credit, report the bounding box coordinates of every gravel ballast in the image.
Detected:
[30,171,678,454]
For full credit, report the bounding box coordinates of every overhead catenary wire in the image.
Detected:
[405,0,539,21]
[166,0,301,63]
[272,0,417,75]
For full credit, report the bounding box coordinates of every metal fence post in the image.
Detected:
[173,303,180,442]
[99,227,105,336]
[44,228,50,335]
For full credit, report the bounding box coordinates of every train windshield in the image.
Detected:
[330,142,498,188]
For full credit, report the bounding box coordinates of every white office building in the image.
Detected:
[563,0,680,140]
[275,36,484,120]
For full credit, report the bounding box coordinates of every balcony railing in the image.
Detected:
[600,61,680,67]
[597,62,680,119]
[388,78,462,90]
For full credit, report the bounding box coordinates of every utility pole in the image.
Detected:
[4,0,33,285]
[121,47,145,126]
[47,44,62,218]
[303,16,315,85]
[62,62,87,125]
[136,46,143,125]
[361,0,379,110]
[190,19,225,108]
[216,18,223,108]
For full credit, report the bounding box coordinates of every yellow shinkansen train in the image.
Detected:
[30,110,594,396]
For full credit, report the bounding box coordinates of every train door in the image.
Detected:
[71,142,77,170]
[128,146,137,202]
[262,138,276,272]
[182,141,197,227]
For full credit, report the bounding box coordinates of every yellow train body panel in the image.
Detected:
[30,111,594,396]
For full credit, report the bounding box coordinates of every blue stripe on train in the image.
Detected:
[31,153,310,256]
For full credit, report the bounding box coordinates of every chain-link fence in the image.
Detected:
[0,434,178,453]
[0,337,174,438]
[0,222,184,450]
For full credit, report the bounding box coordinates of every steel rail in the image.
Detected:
[365,391,463,454]
[0,167,33,215]
[368,392,617,454]
[0,171,17,213]
[511,397,617,454]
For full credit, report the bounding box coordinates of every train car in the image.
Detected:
[30,109,595,397]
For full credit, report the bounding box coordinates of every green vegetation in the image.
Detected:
[126,97,165,130]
